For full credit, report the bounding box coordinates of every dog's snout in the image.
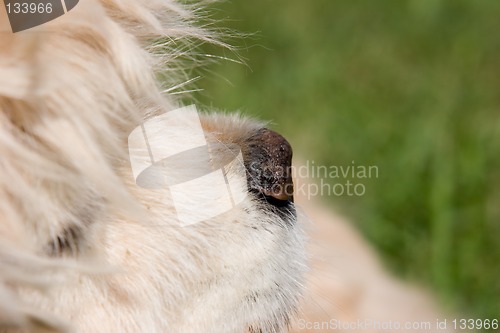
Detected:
[244,128,294,202]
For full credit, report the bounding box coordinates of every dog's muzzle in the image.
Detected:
[243,128,294,205]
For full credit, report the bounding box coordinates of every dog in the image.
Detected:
[0,1,462,332]
[0,0,305,332]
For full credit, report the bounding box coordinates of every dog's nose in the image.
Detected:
[243,128,294,202]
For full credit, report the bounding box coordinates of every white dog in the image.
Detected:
[0,0,305,332]
[0,1,461,332]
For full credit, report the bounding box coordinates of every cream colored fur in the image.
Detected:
[0,1,305,332]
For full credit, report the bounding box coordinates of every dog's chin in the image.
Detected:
[241,203,304,332]
[179,196,304,333]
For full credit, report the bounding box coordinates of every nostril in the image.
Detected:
[243,128,294,203]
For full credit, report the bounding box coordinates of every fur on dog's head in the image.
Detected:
[0,0,305,332]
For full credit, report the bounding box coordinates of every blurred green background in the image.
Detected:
[194,0,500,321]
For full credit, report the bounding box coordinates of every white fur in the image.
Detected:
[0,1,305,332]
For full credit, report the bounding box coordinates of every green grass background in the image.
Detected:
[194,0,500,321]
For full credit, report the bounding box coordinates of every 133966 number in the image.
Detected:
[452,319,498,330]
[6,2,53,14]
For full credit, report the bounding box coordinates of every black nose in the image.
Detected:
[243,128,294,202]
